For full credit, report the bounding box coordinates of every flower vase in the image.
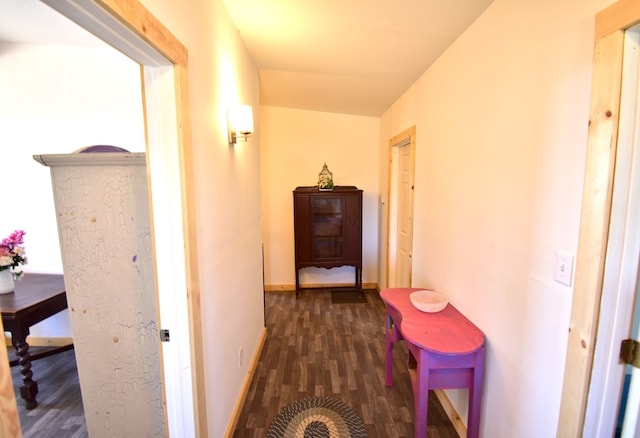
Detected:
[0,270,15,294]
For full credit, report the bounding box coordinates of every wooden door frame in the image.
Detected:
[386,126,416,288]
[558,0,640,435]
[37,0,206,436]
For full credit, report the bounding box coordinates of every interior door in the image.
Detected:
[395,142,414,287]
[387,128,416,288]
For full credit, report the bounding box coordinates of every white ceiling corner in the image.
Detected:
[0,0,494,117]
[222,0,494,116]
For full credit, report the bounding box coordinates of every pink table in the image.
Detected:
[381,288,485,437]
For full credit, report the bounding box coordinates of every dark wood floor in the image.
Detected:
[7,288,458,437]
[233,288,459,437]
[9,346,86,437]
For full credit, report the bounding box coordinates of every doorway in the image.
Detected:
[558,0,640,435]
[582,23,640,436]
[387,126,416,288]
[0,0,204,436]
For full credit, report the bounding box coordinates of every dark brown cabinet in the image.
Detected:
[293,186,363,295]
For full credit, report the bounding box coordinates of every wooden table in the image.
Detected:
[0,273,68,409]
[381,288,485,438]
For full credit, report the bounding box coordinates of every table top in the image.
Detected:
[381,287,485,355]
[0,273,65,315]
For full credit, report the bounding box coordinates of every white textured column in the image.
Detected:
[34,152,166,437]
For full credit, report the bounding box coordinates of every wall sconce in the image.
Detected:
[228,104,254,144]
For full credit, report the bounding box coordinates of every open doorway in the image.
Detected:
[582,22,640,436]
[0,0,204,436]
[558,0,640,435]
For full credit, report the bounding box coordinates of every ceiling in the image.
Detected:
[0,0,493,117]
[0,0,105,47]
[222,0,493,116]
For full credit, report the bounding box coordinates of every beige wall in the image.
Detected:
[380,0,615,435]
[3,2,265,432]
[135,0,264,435]
[6,0,622,434]
[260,106,380,289]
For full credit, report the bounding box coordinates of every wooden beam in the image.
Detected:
[0,319,22,438]
[557,28,625,438]
[596,0,640,39]
[434,389,465,438]
[95,0,187,65]
[172,60,208,438]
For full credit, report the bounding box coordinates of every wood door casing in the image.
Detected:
[558,0,640,435]
[387,126,416,289]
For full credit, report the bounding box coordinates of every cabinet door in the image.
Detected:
[293,193,312,262]
[342,192,362,261]
[311,195,344,259]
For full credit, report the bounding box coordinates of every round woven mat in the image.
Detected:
[267,396,368,438]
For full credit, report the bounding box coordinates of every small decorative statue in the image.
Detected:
[318,163,334,190]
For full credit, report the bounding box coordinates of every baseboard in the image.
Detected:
[434,389,466,438]
[225,327,268,438]
[4,334,73,347]
[264,282,378,292]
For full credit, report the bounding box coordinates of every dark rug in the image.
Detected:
[267,396,368,437]
[330,288,367,304]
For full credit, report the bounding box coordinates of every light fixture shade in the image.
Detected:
[228,104,254,144]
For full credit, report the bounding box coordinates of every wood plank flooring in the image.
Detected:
[9,347,86,437]
[233,288,459,437]
[7,288,459,437]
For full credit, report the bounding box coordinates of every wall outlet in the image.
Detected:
[555,252,574,287]
[238,347,244,367]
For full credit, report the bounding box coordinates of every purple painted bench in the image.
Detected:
[381,288,485,437]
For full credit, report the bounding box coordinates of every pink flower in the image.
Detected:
[0,230,27,276]
[1,229,25,247]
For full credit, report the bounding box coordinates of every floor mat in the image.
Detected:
[267,396,368,437]
[330,288,367,304]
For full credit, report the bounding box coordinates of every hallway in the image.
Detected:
[233,288,458,437]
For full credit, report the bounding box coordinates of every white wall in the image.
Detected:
[2,1,265,433]
[0,42,144,338]
[138,1,264,435]
[260,106,380,289]
[379,0,615,436]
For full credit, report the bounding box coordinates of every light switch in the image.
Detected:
[555,252,574,287]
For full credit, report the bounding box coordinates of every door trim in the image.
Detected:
[37,0,206,436]
[386,126,416,288]
[558,0,640,435]
[583,25,640,435]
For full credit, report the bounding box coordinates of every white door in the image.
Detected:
[584,24,640,437]
[395,142,414,287]
[388,131,415,288]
